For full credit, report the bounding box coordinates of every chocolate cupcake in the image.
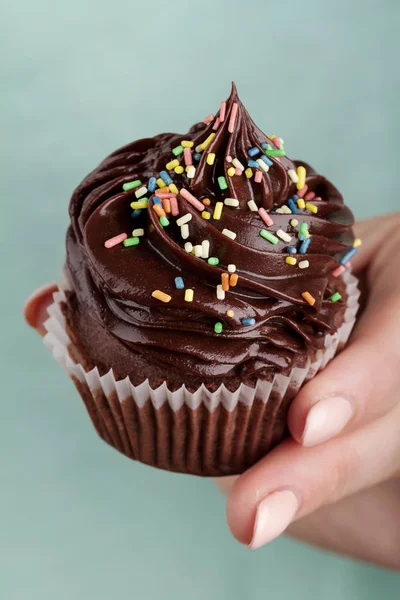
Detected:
[44,84,360,476]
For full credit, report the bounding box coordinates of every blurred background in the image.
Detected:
[2,0,399,598]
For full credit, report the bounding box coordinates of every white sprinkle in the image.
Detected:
[222,228,237,240]
[276,205,292,214]
[257,158,269,173]
[227,264,236,273]
[216,284,225,300]
[132,228,145,237]
[195,144,203,153]
[184,242,193,253]
[224,198,239,207]
[201,239,210,258]
[134,186,148,198]
[288,169,299,183]
[232,158,245,171]
[247,200,258,212]
[176,213,192,227]
[290,219,299,227]
[194,245,203,258]
[299,260,310,269]
[276,229,293,243]
[181,224,190,239]
[186,165,196,179]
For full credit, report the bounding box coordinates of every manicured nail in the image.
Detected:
[302,396,353,446]
[249,490,299,549]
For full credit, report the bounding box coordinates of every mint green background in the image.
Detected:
[2,0,399,598]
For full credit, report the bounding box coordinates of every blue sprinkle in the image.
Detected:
[248,160,259,168]
[261,142,268,150]
[299,238,311,254]
[288,199,299,214]
[248,147,260,157]
[131,209,142,219]
[286,246,297,254]
[292,194,299,201]
[160,170,173,185]
[260,154,273,167]
[174,276,184,290]
[148,177,157,193]
[153,197,162,205]
[193,153,202,161]
[241,318,256,326]
[339,247,358,265]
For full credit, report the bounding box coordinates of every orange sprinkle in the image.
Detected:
[155,186,169,195]
[203,198,211,206]
[302,291,316,306]
[153,204,166,218]
[221,272,230,291]
[226,309,234,318]
[162,198,171,214]
[229,273,239,287]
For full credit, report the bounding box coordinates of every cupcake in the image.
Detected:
[44,84,359,476]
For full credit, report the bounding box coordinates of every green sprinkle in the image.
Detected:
[265,149,286,157]
[218,176,228,190]
[159,216,170,227]
[330,292,342,303]
[208,257,219,266]
[214,322,223,334]
[123,180,142,191]
[123,237,140,247]
[172,145,184,156]
[260,229,279,244]
[299,222,308,236]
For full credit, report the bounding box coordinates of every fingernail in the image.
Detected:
[249,490,299,549]
[302,396,353,446]
[23,284,57,329]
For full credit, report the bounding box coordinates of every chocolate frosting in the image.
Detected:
[66,84,355,387]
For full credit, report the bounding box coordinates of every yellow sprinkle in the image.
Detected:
[202,211,211,220]
[227,167,235,177]
[290,219,299,227]
[296,166,306,190]
[130,200,148,209]
[306,231,311,238]
[206,153,216,165]
[156,178,166,189]
[169,183,179,195]
[174,166,184,174]
[302,291,316,306]
[353,237,362,248]
[152,290,171,303]
[213,201,223,220]
[305,202,318,214]
[184,289,194,302]
[245,168,253,179]
[166,159,179,170]
[297,198,305,209]
[200,133,216,151]
[226,309,234,318]
[286,257,297,266]
[203,198,211,206]
[181,140,194,148]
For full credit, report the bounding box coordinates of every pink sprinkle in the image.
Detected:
[332,265,346,278]
[212,117,221,131]
[228,102,238,133]
[226,155,232,163]
[220,101,226,122]
[305,191,316,200]
[184,147,192,166]
[273,137,281,149]
[104,233,127,249]
[296,184,308,198]
[156,192,175,199]
[254,171,263,183]
[170,196,179,216]
[345,261,351,268]
[313,196,322,202]
[235,168,243,176]
[203,113,214,124]
[258,207,274,227]
[180,188,205,212]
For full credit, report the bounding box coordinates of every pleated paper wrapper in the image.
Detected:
[43,268,360,476]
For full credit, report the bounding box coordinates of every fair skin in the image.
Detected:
[25,214,400,570]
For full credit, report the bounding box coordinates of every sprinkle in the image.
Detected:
[258,208,274,227]
[203,198,211,206]
[248,159,259,169]
[340,248,358,265]
[193,153,202,161]
[148,177,157,193]
[160,171,173,184]
[130,199,149,209]
[248,200,258,212]
[181,140,193,148]
[216,285,225,300]
[248,147,260,157]
[203,113,214,124]
[176,213,192,227]
[299,238,311,254]
[245,168,253,179]
[229,273,239,287]
[288,198,299,214]
[242,318,255,326]
[202,210,211,220]
[302,291,316,306]
[222,228,237,240]
[172,145,184,156]
[305,202,318,214]
[227,264,236,273]
[131,209,142,219]
[228,102,238,133]
[226,155,232,163]
[235,168,243,176]
[260,155,273,167]
[186,165,196,179]
[288,169,299,183]
[221,272,230,291]
[218,176,228,190]
[220,101,226,122]
[123,180,142,191]
[206,153,216,165]
[212,117,221,131]
[153,203,166,218]
[296,166,306,190]
[261,142,268,150]
[298,260,310,269]
[152,290,171,303]
[213,202,224,220]
[256,158,269,173]
[155,187,169,196]
[224,198,239,207]
[290,219,299,227]
[184,289,194,302]
[156,192,174,199]
[332,265,346,277]
[265,149,285,157]
[180,188,205,211]
[226,309,234,318]
[277,229,292,243]
[260,230,279,244]
[254,171,263,183]
[180,224,190,239]
[104,233,127,248]
[287,246,297,254]
[305,191,316,200]
[169,183,179,195]
[156,178,166,189]
[353,238,362,248]
[166,159,179,170]
[134,186,147,199]
[175,277,184,289]
[202,239,210,258]
[297,184,308,199]
[214,321,223,333]
[184,242,193,253]
[276,206,292,214]
[160,216,170,227]
[193,245,203,258]
[297,198,306,209]
[232,158,245,171]
[162,198,171,214]
[123,237,140,247]
[227,167,236,177]
[132,228,145,237]
[299,222,309,237]
[174,166,184,175]
[199,133,216,151]
[286,257,297,266]
[183,148,192,166]
[208,257,219,266]
[330,292,342,303]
